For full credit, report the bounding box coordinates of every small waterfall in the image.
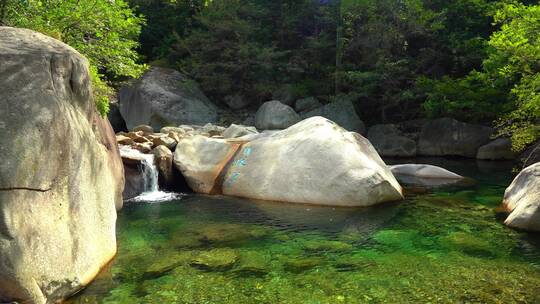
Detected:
[140,153,159,192]
[119,145,181,202]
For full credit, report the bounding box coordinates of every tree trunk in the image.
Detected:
[0,0,7,25]
[335,0,343,95]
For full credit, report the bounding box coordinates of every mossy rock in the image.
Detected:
[191,248,238,271]
[303,240,353,252]
[197,223,266,245]
[283,257,324,273]
[168,231,203,249]
[439,232,495,256]
[143,251,194,279]
[372,229,420,251]
[233,251,270,276]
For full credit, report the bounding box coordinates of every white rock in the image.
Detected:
[503,162,540,231]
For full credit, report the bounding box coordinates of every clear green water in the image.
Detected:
[68,158,540,304]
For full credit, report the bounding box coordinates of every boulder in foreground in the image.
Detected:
[174,117,403,206]
[503,162,540,232]
[0,27,123,304]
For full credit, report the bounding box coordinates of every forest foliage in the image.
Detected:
[0,0,538,150]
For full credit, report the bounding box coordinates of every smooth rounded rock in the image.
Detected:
[0,27,123,304]
[367,124,416,157]
[255,100,300,130]
[119,67,218,130]
[418,118,493,157]
[301,99,365,134]
[503,162,540,231]
[477,138,516,160]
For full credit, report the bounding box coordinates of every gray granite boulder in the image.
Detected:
[503,162,540,231]
[119,67,218,130]
[301,99,365,134]
[367,124,416,157]
[477,138,516,160]
[418,118,493,157]
[255,100,300,130]
[0,27,123,304]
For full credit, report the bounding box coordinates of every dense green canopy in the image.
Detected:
[0,0,538,150]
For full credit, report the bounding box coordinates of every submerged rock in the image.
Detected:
[255,100,301,130]
[418,118,493,157]
[191,248,239,271]
[503,162,540,232]
[283,257,324,273]
[0,27,123,304]
[119,67,218,130]
[234,251,270,276]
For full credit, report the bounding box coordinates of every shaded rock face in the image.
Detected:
[367,124,416,157]
[295,97,322,113]
[0,27,123,304]
[503,162,540,232]
[418,118,493,157]
[224,94,251,110]
[477,138,516,160]
[118,67,218,131]
[107,101,128,133]
[123,160,145,200]
[519,140,540,167]
[301,99,365,134]
[255,100,301,130]
[173,117,403,207]
[153,145,174,188]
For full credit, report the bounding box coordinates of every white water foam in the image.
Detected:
[119,145,183,203]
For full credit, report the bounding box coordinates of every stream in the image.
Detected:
[68,158,540,303]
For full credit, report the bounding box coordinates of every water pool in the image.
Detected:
[68,158,540,303]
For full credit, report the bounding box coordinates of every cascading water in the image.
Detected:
[119,145,181,202]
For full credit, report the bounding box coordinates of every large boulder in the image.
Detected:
[503,162,540,231]
[173,136,243,193]
[254,100,301,130]
[301,99,365,134]
[173,117,403,206]
[418,118,493,157]
[0,27,123,304]
[367,124,416,157]
[477,138,516,160]
[118,67,218,131]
